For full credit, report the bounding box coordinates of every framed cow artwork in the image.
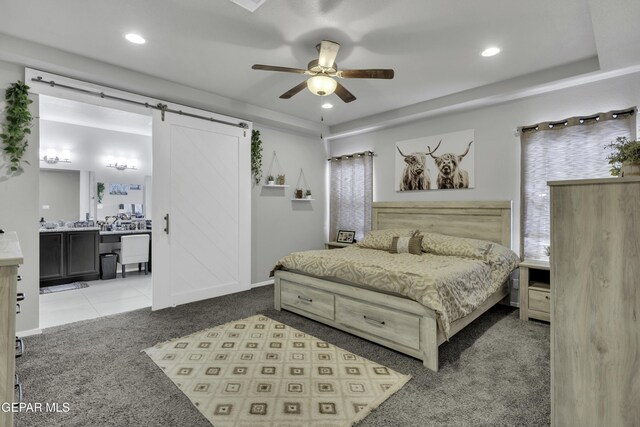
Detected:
[395,129,475,191]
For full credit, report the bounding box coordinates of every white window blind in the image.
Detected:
[521,109,636,260]
[329,152,373,242]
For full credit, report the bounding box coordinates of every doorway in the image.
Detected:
[38,95,153,328]
[29,69,251,330]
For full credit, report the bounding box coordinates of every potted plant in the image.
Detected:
[266,175,275,185]
[305,189,312,199]
[295,188,303,199]
[605,136,640,177]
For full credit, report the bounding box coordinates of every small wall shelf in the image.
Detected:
[263,184,290,188]
[291,198,315,201]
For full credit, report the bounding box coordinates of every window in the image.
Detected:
[329,152,373,242]
[520,108,636,260]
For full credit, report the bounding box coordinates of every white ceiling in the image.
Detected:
[1,0,639,130]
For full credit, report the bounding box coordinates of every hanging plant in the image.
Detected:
[251,129,263,185]
[1,81,33,173]
[97,182,105,204]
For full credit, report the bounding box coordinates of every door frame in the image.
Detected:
[26,69,252,316]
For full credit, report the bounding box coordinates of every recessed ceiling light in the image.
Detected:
[481,47,500,57]
[321,103,333,109]
[125,33,146,45]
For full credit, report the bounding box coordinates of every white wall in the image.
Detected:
[330,71,640,253]
[251,125,327,283]
[0,60,40,333]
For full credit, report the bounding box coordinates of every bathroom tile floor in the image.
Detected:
[39,272,152,329]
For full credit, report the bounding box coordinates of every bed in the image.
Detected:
[273,201,517,371]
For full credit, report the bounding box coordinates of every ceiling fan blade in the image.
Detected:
[252,64,307,74]
[334,82,356,103]
[338,69,395,79]
[317,40,340,68]
[279,81,308,99]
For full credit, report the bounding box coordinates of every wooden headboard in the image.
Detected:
[372,201,512,248]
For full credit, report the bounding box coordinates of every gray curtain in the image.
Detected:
[330,152,373,242]
[521,109,636,260]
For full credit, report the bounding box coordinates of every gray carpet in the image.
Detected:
[15,285,550,427]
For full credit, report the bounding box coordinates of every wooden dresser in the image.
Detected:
[0,232,23,427]
[549,177,639,427]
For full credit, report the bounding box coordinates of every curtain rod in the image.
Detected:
[519,107,636,133]
[327,150,375,161]
[30,76,249,129]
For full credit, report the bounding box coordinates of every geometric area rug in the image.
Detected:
[144,315,412,427]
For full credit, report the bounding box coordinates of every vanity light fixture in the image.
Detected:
[41,148,71,164]
[106,157,137,171]
[106,162,137,171]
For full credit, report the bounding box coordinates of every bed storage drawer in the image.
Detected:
[335,296,421,350]
[281,280,335,320]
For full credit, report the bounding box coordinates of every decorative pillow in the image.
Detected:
[390,233,423,255]
[357,228,417,250]
[421,232,494,260]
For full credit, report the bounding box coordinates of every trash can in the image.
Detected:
[100,253,118,280]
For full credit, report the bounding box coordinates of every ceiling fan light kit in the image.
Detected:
[307,75,337,96]
[251,40,394,103]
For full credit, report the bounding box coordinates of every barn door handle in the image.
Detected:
[163,214,169,235]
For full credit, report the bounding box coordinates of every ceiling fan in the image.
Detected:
[251,40,394,103]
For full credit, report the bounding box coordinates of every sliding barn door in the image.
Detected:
[152,111,250,310]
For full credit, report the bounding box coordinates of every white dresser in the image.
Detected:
[549,177,640,427]
[0,232,23,427]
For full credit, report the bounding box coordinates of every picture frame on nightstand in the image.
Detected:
[336,230,356,244]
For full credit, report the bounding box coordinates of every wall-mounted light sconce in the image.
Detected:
[106,157,137,171]
[41,149,71,164]
[107,163,137,171]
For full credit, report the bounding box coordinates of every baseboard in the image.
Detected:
[251,279,274,288]
[17,328,42,337]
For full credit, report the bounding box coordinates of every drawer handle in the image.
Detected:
[297,295,313,303]
[16,303,21,314]
[15,382,23,403]
[17,292,25,302]
[545,296,550,300]
[16,338,24,357]
[364,315,385,326]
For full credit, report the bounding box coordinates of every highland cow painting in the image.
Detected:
[395,129,475,191]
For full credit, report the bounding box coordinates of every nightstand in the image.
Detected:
[325,241,352,249]
[519,259,550,322]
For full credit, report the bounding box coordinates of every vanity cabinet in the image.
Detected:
[40,232,64,281]
[66,231,99,277]
[40,230,99,287]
